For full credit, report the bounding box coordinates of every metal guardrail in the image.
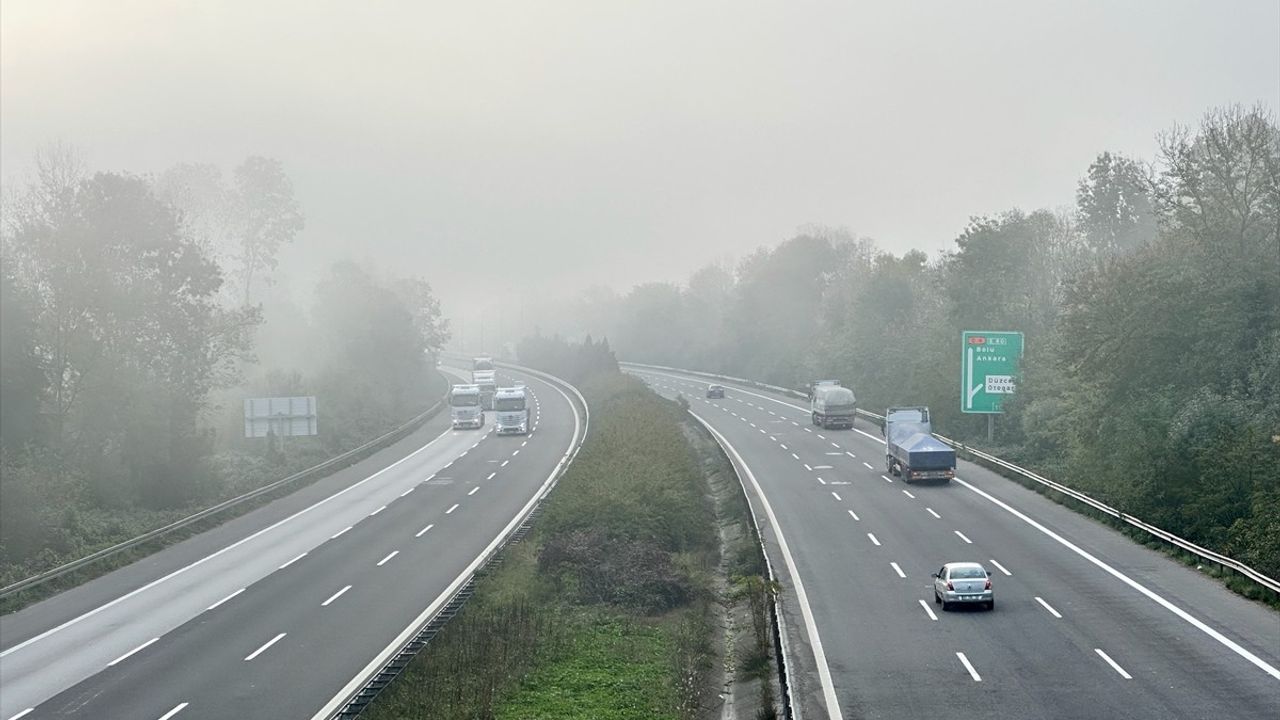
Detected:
[0,383,453,601]
[322,360,590,719]
[621,362,1280,597]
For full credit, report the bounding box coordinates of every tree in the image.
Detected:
[233,157,305,305]
[6,170,257,506]
[0,266,45,452]
[156,157,304,306]
[394,277,451,356]
[1076,152,1157,255]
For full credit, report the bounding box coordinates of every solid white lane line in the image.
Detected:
[957,652,982,681]
[690,414,844,720]
[157,704,189,720]
[416,524,434,537]
[989,558,1012,576]
[891,562,906,579]
[399,487,414,497]
[486,472,496,480]
[108,637,159,667]
[7,709,35,720]
[468,487,479,496]
[926,507,942,519]
[845,451,855,458]
[862,461,874,470]
[244,633,286,661]
[322,585,353,607]
[919,599,939,621]
[902,489,916,499]
[207,588,245,611]
[1036,596,1063,619]
[445,503,460,514]
[831,492,842,501]
[953,477,1280,681]
[955,530,973,544]
[848,510,860,521]
[867,533,881,546]
[1095,648,1132,679]
[377,551,399,567]
[370,505,387,516]
[279,552,307,569]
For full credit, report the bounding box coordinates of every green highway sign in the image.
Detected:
[961,331,1024,414]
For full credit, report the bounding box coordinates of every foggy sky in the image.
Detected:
[4,1,1278,328]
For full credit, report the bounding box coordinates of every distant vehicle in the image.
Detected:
[810,384,856,429]
[883,406,955,483]
[493,386,530,435]
[932,562,994,611]
[804,379,841,400]
[472,360,498,410]
[706,384,725,399]
[475,377,497,409]
[449,384,484,429]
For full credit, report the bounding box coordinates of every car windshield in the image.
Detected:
[495,398,525,411]
[949,567,986,579]
[450,394,479,407]
[474,360,493,371]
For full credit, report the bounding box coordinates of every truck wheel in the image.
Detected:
[812,413,819,426]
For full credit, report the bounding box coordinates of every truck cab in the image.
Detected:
[449,384,484,429]
[493,386,530,435]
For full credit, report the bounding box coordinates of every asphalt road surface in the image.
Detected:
[630,366,1280,720]
[1,365,581,720]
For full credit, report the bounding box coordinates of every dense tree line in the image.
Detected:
[0,147,448,577]
[542,105,1280,578]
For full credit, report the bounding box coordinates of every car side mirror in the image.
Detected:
[929,573,938,579]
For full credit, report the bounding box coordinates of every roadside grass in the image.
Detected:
[363,371,773,719]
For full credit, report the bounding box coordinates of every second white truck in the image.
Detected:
[493,386,530,435]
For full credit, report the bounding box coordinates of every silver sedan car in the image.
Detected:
[932,562,994,611]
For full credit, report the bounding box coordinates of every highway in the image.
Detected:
[629,367,1280,720]
[0,365,582,720]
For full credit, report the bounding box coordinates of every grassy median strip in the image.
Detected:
[364,370,776,719]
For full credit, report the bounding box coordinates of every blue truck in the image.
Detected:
[883,406,955,484]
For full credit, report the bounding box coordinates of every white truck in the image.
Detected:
[493,386,530,435]
[449,384,484,429]
[471,358,497,410]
